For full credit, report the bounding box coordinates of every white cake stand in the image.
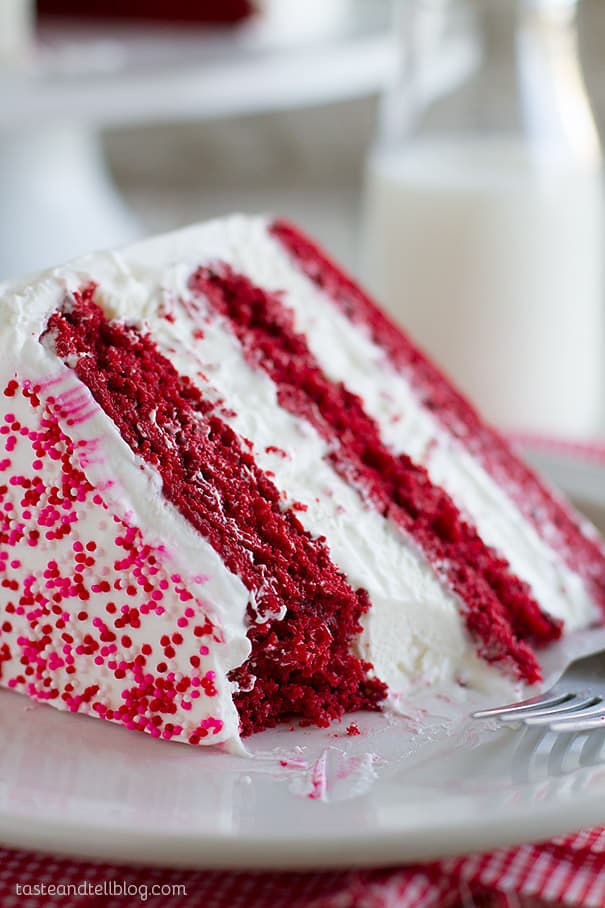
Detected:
[0,11,395,280]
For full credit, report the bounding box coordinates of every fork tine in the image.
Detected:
[498,694,589,724]
[472,691,569,720]
[550,713,605,734]
[521,696,601,725]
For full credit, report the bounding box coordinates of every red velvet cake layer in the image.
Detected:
[188,264,562,684]
[270,220,605,616]
[43,287,387,735]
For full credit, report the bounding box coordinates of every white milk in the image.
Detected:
[362,138,605,436]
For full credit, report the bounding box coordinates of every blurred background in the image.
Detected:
[2,0,605,440]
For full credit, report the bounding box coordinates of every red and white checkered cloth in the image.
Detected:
[1,828,605,908]
[1,438,605,908]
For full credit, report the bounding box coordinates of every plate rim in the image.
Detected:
[2,782,605,871]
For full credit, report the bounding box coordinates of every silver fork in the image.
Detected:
[472,649,605,733]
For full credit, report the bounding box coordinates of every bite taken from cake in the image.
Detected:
[1,215,603,751]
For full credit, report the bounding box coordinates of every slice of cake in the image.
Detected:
[1,215,603,750]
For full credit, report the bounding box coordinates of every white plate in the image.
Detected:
[1,449,605,870]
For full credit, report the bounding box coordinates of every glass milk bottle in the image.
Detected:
[362,0,604,436]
